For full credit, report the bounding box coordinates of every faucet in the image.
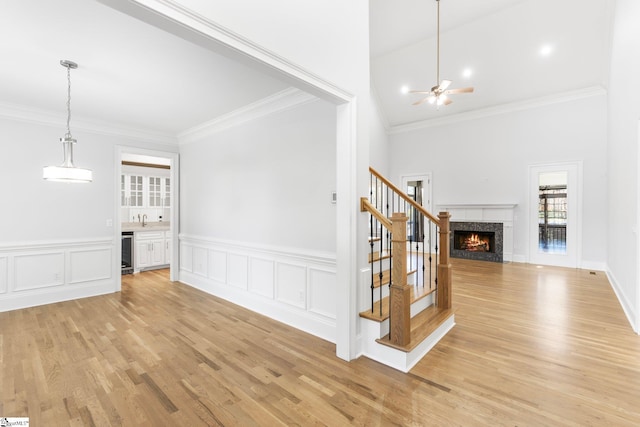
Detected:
[142,214,147,227]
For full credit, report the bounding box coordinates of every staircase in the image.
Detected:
[359,167,455,372]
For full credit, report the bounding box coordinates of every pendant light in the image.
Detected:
[43,60,93,183]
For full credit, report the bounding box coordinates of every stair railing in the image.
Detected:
[361,167,452,346]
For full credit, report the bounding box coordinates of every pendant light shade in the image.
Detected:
[43,60,93,183]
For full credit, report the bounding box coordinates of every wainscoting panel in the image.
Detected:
[209,250,227,283]
[178,235,337,343]
[14,252,65,292]
[179,243,193,273]
[308,268,337,319]
[69,248,112,284]
[276,262,307,309]
[0,257,7,294]
[249,258,275,299]
[0,238,116,312]
[228,253,249,290]
[193,247,208,277]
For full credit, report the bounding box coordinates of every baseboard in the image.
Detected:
[606,268,638,334]
[0,280,116,312]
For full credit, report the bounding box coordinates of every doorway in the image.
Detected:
[115,147,179,290]
[529,162,582,268]
[401,174,433,251]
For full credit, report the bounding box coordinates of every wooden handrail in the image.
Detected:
[360,198,392,230]
[369,166,440,225]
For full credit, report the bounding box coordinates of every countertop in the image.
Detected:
[122,222,170,232]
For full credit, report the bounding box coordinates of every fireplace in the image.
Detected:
[450,222,503,262]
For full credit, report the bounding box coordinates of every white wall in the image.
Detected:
[607,0,640,332]
[180,100,336,252]
[0,116,178,311]
[178,100,338,341]
[389,94,608,267]
[369,91,390,175]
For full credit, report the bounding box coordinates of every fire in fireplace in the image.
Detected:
[450,222,503,263]
[454,231,495,253]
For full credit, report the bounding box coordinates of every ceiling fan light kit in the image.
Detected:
[410,0,474,108]
[43,59,93,183]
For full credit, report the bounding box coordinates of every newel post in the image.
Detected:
[437,211,452,309]
[390,212,411,347]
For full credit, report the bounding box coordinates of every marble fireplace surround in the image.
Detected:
[437,204,517,262]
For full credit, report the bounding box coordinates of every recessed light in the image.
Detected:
[539,44,553,56]
[400,85,410,94]
[462,68,472,78]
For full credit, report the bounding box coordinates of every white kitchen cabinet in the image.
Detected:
[148,176,171,208]
[148,176,162,207]
[164,231,172,265]
[121,174,144,207]
[135,231,167,270]
[162,177,171,207]
[122,174,170,209]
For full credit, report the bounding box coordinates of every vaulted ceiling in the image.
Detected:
[370,0,612,128]
[0,0,613,138]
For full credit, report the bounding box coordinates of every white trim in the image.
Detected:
[335,101,358,360]
[637,119,640,333]
[0,239,116,312]
[0,237,113,251]
[358,314,455,373]
[528,161,583,268]
[115,146,180,289]
[607,268,637,333]
[437,203,518,210]
[0,101,177,145]
[179,234,336,264]
[178,88,317,144]
[390,86,606,135]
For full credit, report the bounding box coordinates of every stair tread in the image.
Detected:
[376,306,454,353]
[369,250,391,263]
[359,284,436,321]
[369,269,419,289]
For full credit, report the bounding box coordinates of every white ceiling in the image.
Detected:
[0,0,613,136]
[370,0,612,127]
[0,0,290,138]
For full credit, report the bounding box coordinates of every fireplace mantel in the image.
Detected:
[437,203,517,262]
[437,203,517,211]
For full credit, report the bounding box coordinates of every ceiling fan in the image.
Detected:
[410,0,474,107]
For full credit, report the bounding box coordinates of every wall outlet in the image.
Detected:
[106,219,113,227]
[299,291,305,301]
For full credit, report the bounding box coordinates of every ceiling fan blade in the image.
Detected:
[439,79,452,90]
[444,87,474,95]
[442,97,453,106]
[412,97,430,106]
[409,90,433,94]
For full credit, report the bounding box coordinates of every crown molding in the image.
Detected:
[178,87,317,145]
[0,102,178,145]
[390,86,607,135]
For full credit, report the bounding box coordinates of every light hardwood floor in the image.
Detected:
[1,260,639,426]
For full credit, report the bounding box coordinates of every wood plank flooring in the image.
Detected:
[1,260,640,426]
